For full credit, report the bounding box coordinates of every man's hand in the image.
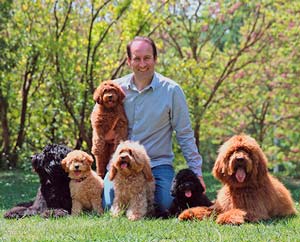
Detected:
[198,176,206,194]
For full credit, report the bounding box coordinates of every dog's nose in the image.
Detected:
[236,157,244,162]
[108,95,113,100]
[74,165,80,170]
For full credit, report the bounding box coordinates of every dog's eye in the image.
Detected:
[128,149,133,156]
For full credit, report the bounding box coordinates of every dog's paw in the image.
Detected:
[41,209,69,218]
[127,213,142,221]
[216,209,246,225]
[178,207,212,221]
[110,207,121,217]
[178,208,195,221]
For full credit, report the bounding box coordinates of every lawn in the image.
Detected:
[1,170,300,241]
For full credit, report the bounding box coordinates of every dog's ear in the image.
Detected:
[170,178,177,196]
[142,162,154,182]
[83,152,94,170]
[212,155,226,180]
[93,86,102,104]
[83,153,94,167]
[109,165,117,180]
[116,84,125,102]
[61,157,69,173]
[212,137,234,180]
[249,140,268,180]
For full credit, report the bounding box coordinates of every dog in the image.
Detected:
[168,169,213,217]
[109,140,155,221]
[91,80,128,178]
[61,150,104,215]
[178,134,296,224]
[4,144,72,219]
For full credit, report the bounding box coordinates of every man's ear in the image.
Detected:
[127,57,131,67]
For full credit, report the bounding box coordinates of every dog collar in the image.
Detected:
[72,176,87,183]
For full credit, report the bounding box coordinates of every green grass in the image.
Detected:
[1,170,300,242]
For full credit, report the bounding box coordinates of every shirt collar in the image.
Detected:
[127,72,159,91]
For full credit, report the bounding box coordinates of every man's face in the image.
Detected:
[127,40,156,82]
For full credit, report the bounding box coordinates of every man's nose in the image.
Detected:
[139,59,147,67]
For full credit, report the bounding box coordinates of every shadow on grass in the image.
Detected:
[0,170,39,210]
[1,170,299,211]
[281,176,300,202]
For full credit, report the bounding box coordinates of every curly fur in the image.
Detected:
[4,144,72,219]
[109,140,155,221]
[179,134,296,224]
[91,80,128,178]
[168,169,212,217]
[61,150,104,215]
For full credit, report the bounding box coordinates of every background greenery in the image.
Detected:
[1,0,300,175]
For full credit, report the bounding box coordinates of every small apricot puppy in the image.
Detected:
[61,150,104,215]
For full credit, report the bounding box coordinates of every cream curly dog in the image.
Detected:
[61,150,104,215]
[109,140,155,221]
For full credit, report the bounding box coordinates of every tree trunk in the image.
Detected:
[0,89,11,167]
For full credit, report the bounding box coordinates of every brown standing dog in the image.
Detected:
[91,80,128,178]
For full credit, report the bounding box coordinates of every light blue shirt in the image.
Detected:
[115,72,203,176]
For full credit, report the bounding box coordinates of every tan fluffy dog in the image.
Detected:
[179,134,296,224]
[109,140,155,221]
[61,150,104,215]
[91,80,128,178]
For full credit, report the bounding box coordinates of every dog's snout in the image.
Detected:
[120,153,129,159]
[74,164,80,170]
[236,157,244,162]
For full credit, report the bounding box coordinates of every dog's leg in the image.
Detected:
[126,194,147,221]
[91,198,103,215]
[71,200,83,216]
[4,186,47,219]
[111,200,123,217]
[92,135,107,178]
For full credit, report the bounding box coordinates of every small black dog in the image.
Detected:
[168,169,213,217]
[4,144,72,219]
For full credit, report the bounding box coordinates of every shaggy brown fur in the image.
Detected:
[91,80,128,178]
[179,134,296,225]
[109,140,155,221]
[61,150,104,215]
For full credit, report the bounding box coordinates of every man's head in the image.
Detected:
[126,36,157,83]
[127,36,157,60]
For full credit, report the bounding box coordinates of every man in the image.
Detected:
[102,36,206,213]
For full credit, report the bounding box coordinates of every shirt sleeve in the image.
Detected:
[170,85,203,176]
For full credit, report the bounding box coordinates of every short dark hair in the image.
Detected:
[126,36,157,60]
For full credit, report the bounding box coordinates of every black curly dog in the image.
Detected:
[168,168,213,217]
[4,144,72,219]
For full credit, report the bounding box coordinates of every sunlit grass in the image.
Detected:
[1,170,300,241]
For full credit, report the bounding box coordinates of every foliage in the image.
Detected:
[0,0,299,174]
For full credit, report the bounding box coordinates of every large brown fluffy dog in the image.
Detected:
[91,80,128,178]
[179,134,296,225]
[61,150,104,215]
[109,140,155,221]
